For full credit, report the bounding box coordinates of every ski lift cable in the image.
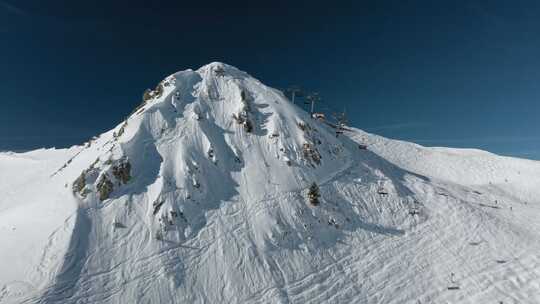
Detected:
[425,197,499,296]
[316,103,346,119]
[457,197,523,295]
[286,88,348,123]
[404,196,470,286]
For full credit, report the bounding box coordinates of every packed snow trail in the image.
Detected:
[0,63,539,303]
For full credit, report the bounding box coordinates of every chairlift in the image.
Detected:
[312,113,326,120]
[377,187,389,196]
[113,221,126,228]
[447,273,460,290]
[408,208,419,216]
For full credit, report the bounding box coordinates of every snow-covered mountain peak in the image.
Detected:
[2,63,539,304]
[195,61,247,77]
[57,63,360,249]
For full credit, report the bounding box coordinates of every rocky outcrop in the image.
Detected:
[72,158,132,201]
[232,89,254,133]
[298,121,323,166]
[302,143,322,166]
[96,174,114,201]
[72,171,86,195]
[112,159,131,184]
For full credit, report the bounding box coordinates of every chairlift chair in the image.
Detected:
[408,208,419,216]
[447,273,460,290]
[377,187,389,196]
[312,113,326,120]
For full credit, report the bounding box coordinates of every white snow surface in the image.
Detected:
[0,62,539,304]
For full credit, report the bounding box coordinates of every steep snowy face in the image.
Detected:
[65,62,354,242]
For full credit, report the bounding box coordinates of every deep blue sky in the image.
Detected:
[1,1,539,159]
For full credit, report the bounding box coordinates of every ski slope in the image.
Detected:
[0,63,539,304]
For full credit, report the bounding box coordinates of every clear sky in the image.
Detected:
[1,1,539,159]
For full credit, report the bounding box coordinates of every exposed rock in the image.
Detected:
[207,148,215,160]
[72,171,86,195]
[114,122,128,138]
[97,174,114,201]
[302,143,322,165]
[232,89,254,133]
[152,199,165,215]
[153,83,164,98]
[112,159,132,184]
[297,121,309,132]
[142,88,153,102]
[135,82,165,116]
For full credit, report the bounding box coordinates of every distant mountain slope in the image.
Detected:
[349,129,540,204]
[0,63,538,304]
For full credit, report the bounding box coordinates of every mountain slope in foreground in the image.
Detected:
[1,63,539,304]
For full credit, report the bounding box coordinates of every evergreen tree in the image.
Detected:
[308,182,320,206]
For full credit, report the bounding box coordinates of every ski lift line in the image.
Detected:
[429,224,480,294]
[317,103,345,116]
[401,194,512,300]
[320,101,348,113]
[294,97,345,122]
[420,202,469,276]
[284,88,349,128]
[425,199,509,298]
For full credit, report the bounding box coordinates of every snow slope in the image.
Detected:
[0,62,539,304]
[0,149,78,302]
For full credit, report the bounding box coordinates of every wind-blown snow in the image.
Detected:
[0,62,539,304]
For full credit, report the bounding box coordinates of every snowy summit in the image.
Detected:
[1,62,539,304]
